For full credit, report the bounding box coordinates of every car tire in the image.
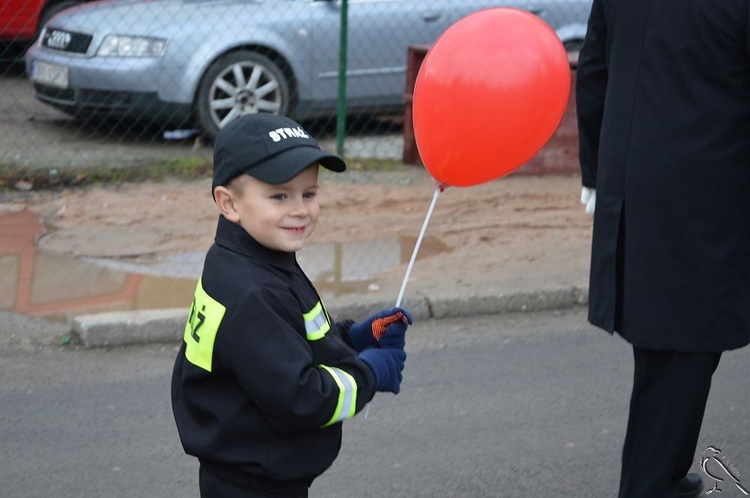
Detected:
[564,39,584,54]
[196,50,291,140]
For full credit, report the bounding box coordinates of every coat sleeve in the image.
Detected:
[334,319,356,349]
[216,287,376,433]
[576,0,608,188]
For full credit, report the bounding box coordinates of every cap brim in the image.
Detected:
[247,145,346,185]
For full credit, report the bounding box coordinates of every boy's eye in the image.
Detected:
[303,191,317,199]
[271,193,287,201]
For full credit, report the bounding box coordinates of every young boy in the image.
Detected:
[171,113,412,498]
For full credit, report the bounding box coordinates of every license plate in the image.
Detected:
[31,61,69,89]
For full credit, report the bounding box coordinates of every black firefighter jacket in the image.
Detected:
[171,216,377,482]
[577,0,750,352]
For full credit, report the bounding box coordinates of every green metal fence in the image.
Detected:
[1,0,590,167]
[0,0,590,324]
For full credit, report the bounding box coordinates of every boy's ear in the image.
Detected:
[213,186,241,223]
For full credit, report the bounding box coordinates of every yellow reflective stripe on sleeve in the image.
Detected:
[303,301,330,341]
[183,278,226,373]
[319,365,358,427]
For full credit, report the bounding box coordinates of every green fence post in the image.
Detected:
[336,0,348,156]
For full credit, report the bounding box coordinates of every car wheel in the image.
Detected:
[563,39,584,53]
[196,50,291,140]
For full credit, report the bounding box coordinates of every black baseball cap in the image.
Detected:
[211,114,346,192]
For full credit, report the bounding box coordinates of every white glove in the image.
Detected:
[580,186,596,215]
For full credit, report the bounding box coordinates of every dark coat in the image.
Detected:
[172,217,376,481]
[576,0,750,352]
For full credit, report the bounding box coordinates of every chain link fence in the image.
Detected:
[0,0,590,323]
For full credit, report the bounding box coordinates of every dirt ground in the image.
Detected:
[2,169,593,299]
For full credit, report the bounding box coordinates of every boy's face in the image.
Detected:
[218,165,321,253]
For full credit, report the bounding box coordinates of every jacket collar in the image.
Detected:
[214,215,297,272]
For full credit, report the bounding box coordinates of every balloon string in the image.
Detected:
[363,184,442,421]
[396,185,442,307]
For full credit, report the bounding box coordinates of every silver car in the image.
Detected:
[26,0,591,139]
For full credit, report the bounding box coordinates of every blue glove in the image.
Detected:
[358,347,407,394]
[348,307,413,352]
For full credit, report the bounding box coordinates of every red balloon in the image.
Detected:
[412,8,571,187]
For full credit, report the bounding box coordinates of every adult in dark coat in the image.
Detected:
[576,0,750,496]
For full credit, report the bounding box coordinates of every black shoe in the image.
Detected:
[678,473,704,497]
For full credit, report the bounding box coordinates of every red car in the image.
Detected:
[1,0,85,43]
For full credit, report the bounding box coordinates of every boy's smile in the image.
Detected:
[220,165,321,253]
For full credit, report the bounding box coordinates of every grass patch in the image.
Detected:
[0,156,418,192]
[345,158,412,171]
[0,156,213,191]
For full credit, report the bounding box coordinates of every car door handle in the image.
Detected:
[421,11,443,22]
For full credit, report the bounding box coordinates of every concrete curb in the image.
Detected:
[72,308,188,348]
[71,286,589,348]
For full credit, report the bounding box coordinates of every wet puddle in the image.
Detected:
[0,210,450,323]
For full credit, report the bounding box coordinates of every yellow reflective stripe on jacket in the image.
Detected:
[319,365,358,427]
[183,278,226,373]
[303,301,330,341]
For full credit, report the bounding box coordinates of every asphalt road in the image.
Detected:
[0,65,402,174]
[2,308,750,497]
[0,64,212,172]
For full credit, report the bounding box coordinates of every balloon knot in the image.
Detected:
[431,177,447,192]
